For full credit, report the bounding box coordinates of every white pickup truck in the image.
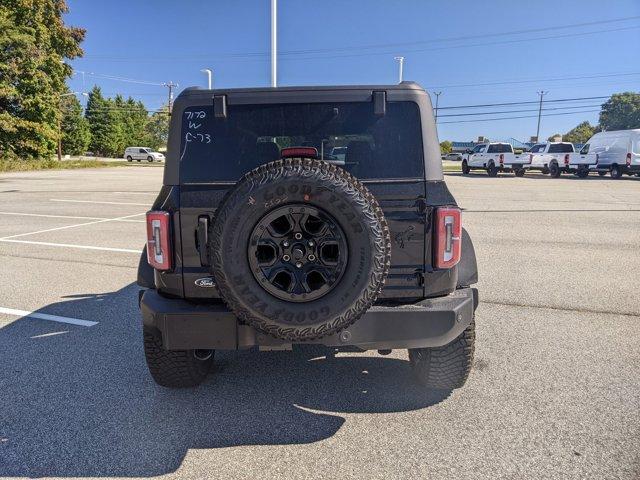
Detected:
[525,142,598,178]
[461,142,529,177]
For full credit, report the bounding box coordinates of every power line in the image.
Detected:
[437,95,611,110]
[437,103,605,118]
[72,71,164,86]
[426,71,640,89]
[82,15,640,61]
[438,109,601,125]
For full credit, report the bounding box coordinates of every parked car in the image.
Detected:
[442,152,462,161]
[462,142,529,176]
[124,147,165,162]
[582,129,640,179]
[525,142,597,178]
[137,82,479,391]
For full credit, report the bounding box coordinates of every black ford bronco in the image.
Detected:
[138,82,479,390]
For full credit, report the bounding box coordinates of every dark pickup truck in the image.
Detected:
[138,82,479,390]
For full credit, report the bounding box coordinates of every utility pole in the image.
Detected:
[536,90,547,141]
[271,0,277,87]
[433,91,442,122]
[163,81,178,114]
[394,56,404,83]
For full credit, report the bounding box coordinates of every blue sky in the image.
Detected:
[65,0,639,142]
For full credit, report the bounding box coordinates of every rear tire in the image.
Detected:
[461,161,470,175]
[409,318,475,390]
[514,168,525,177]
[126,155,133,162]
[143,327,214,388]
[147,156,154,163]
[610,164,622,179]
[549,162,561,178]
[486,163,498,177]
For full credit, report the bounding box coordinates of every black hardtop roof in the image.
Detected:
[177,81,427,99]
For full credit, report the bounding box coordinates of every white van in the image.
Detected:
[581,130,640,178]
[124,147,165,163]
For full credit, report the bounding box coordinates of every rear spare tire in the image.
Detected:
[210,158,391,341]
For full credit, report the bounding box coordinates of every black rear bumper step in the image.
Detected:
[140,287,478,351]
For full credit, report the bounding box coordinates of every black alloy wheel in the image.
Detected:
[248,204,348,303]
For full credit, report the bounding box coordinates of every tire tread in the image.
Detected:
[409,319,475,390]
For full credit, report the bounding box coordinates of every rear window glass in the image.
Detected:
[530,144,546,153]
[548,143,573,153]
[179,101,424,182]
[487,144,512,153]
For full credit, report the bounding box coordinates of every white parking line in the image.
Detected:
[31,331,68,338]
[112,191,157,196]
[50,199,150,206]
[0,211,144,223]
[0,307,97,327]
[0,213,145,240]
[0,239,141,253]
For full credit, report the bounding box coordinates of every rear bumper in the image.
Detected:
[140,287,479,351]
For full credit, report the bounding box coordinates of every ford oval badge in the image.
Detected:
[195,277,216,288]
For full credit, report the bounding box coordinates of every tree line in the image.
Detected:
[548,92,640,143]
[62,86,169,157]
[0,0,169,161]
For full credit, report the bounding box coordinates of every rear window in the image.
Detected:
[179,101,424,182]
[487,144,512,153]
[530,144,546,153]
[548,143,573,153]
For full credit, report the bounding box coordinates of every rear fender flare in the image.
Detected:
[137,245,155,289]
[457,228,478,287]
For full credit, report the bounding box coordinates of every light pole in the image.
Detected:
[200,69,212,89]
[536,91,547,142]
[433,91,442,122]
[58,91,87,161]
[271,0,277,87]
[394,56,404,84]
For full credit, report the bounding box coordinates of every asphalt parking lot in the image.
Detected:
[0,167,638,479]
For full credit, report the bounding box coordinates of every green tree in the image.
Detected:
[0,0,84,160]
[599,92,640,131]
[440,140,452,154]
[85,86,121,157]
[144,106,170,150]
[547,133,563,141]
[60,92,90,155]
[119,96,149,149]
[562,121,597,144]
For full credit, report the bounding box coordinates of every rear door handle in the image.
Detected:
[197,216,210,266]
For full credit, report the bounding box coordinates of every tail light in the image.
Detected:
[564,154,570,166]
[627,153,632,166]
[499,153,504,165]
[434,207,462,269]
[281,147,318,159]
[146,211,172,271]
